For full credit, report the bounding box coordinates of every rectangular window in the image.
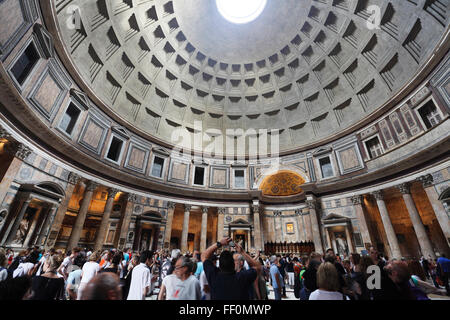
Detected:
[106,136,123,162]
[11,43,40,85]
[234,170,245,188]
[319,157,334,178]
[193,166,205,185]
[59,103,81,135]
[151,156,165,178]
[418,100,442,129]
[365,137,383,159]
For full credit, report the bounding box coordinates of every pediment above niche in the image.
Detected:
[33,24,54,59]
[313,147,332,156]
[111,126,130,138]
[152,147,170,156]
[70,89,89,110]
[232,218,250,225]
[322,213,350,224]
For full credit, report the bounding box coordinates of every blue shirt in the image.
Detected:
[195,262,203,277]
[270,264,284,289]
[437,257,450,273]
[67,269,82,287]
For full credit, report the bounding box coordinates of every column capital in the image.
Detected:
[372,190,384,200]
[397,182,411,195]
[85,181,99,192]
[351,195,363,205]
[201,206,209,214]
[217,207,226,215]
[68,172,81,185]
[167,201,176,209]
[184,204,192,212]
[251,204,261,214]
[107,188,120,199]
[127,193,137,203]
[306,199,317,210]
[273,210,282,217]
[0,127,12,140]
[5,142,32,160]
[417,174,434,188]
[294,209,302,216]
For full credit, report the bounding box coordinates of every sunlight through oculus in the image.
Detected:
[216,0,267,24]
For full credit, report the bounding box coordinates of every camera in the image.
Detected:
[229,241,235,247]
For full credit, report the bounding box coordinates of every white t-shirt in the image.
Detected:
[80,261,100,284]
[60,256,72,276]
[162,274,201,300]
[199,270,210,300]
[0,268,7,282]
[127,263,151,300]
[35,255,47,276]
[309,289,349,300]
[13,262,35,278]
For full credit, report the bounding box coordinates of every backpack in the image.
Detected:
[160,259,171,280]
[409,277,430,300]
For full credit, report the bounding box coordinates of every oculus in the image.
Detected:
[216,0,267,24]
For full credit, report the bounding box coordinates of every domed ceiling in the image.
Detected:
[52,0,449,156]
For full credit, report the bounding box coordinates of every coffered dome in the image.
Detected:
[53,0,449,156]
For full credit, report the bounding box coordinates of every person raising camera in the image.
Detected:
[201,237,262,300]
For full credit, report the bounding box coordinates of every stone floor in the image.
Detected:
[148,282,450,300]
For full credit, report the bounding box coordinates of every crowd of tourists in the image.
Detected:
[0,238,449,300]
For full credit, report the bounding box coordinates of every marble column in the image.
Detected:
[351,195,373,246]
[418,174,450,247]
[23,206,46,248]
[0,142,32,206]
[295,209,306,242]
[345,224,355,254]
[181,205,191,253]
[115,193,136,250]
[330,231,338,253]
[217,208,226,241]
[46,172,81,248]
[252,204,263,251]
[67,181,98,250]
[152,227,161,251]
[163,202,176,248]
[5,197,32,245]
[398,183,436,259]
[306,198,324,254]
[200,206,208,252]
[94,188,119,251]
[372,190,402,259]
[38,204,58,247]
[325,227,332,250]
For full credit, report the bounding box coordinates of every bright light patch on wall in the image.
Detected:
[216,0,267,24]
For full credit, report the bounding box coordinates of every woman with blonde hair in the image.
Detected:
[77,251,100,300]
[31,254,65,300]
[309,262,348,300]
